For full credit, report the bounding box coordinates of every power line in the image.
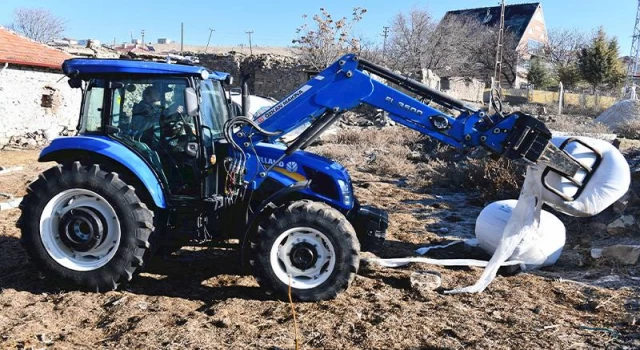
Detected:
[381,26,390,61]
[245,30,254,55]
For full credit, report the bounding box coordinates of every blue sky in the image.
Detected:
[1,0,637,55]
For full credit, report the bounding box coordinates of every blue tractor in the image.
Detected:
[18,54,589,301]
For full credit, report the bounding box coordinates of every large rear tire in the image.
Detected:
[252,200,360,301]
[17,162,154,291]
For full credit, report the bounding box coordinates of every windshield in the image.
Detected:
[200,79,229,138]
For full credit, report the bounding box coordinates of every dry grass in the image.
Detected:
[316,128,422,178]
[314,127,524,200]
[546,115,613,135]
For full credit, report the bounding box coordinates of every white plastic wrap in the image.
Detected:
[542,136,630,217]
[446,166,545,294]
[475,200,566,268]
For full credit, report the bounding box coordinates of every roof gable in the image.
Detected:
[443,2,540,41]
[0,26,72,70]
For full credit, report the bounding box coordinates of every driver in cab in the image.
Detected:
[131,86,162,133]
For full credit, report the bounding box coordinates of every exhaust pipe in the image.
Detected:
[241,74,251,117]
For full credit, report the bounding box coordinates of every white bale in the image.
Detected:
[475,200,566,269]
[542,136,630,217]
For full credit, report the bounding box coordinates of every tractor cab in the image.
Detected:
[64,59,232,198]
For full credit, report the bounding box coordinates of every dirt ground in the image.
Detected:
[0,149,638,349]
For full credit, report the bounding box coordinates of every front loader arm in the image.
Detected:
[242,54,579,175]
[225,54,584,197]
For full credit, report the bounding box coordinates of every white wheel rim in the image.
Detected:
[39,188,121,271]
[269,227,336,290]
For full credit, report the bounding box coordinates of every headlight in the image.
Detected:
[337,179,353,206]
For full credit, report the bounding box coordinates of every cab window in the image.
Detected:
[199,79,229,139]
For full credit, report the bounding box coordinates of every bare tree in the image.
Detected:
[545,27,589,89]
[386,8,434,75]
[421,15,485,76]
[386,9,521,85]
[7,7,66,43]
[292,7,367,71]
[467,28,522,86]
[353,34,384,63]
[546,27,588,66]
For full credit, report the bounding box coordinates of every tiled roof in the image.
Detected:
[0,26,73,70]
[443,2,540,42]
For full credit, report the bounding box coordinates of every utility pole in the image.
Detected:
[627,0,640,94]
[490,0,506,113]
[205,28,215,53]
[245,30,254,55]
[180,22,184,55]
[381,26,390,61]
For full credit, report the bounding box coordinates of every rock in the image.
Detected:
[587,222,608,234]
[591,245,640,265]
[607,215,637,235]
[37,333,54,345]
[26,138,37,147]
[613,193,631,214]
[537,106,547,115]
[614,138,640,153]
[410,270,442,291]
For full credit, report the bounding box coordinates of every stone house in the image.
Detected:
[198,53,312,100]
[442,2,548,88]
[0,26,82,146]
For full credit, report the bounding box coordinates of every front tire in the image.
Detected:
[18,162,154,291]
[252,200,360,301]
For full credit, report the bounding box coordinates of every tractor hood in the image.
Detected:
[246,142,354,209]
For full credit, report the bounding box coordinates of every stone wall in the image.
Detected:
[198,53,309,100]
[441,77,485,103]
[198,53,245,86]
[240,55,309,99]
[0,65,82,146]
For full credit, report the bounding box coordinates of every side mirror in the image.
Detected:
[185,87,198,117]
[68,78,82,89]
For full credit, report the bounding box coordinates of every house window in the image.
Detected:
[527,39,544,56]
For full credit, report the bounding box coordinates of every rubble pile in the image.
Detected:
[596,99,640,133]
[2,127,73,149]
[340,108,395,128]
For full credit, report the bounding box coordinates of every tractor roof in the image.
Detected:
[62,58,229,80]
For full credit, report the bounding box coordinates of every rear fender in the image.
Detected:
[39,136,167,208]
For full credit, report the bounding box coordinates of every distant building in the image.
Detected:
[442,2,548,87]
[77,39,101,47]
[157,38,172,44]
